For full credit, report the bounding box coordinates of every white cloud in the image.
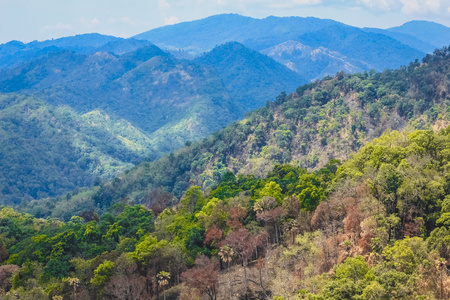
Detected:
[398,0,445,14]
[425,0,440,12]
[41,22,73,32]
[159,0,170,9]
[108,16,135,25]
[354,0,450,14]
[80,17,100,27]
[400,0,421,13]
[358,0,394,10]
[164,16,180,25]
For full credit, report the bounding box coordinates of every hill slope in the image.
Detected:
[0,42,311,156]
[196,42,307,111]
[0,46,241,154]
[295,24,424,70]
[0,42,309,205]
[4,128,450,299]
[363,26,436,53]
[0,93,156,205]
[27,46,450,219]
[261,40,367,80]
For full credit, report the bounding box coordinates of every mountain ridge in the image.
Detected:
[133,14,428,80]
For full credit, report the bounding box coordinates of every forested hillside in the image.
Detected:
[196,42,306,111]
[0,36,320,206]
[0,45,239,137]
[28,46,450,220]
[4,10,450,300]
[0,93,157,205]
[0,42,307,155]
[3,127,450,299]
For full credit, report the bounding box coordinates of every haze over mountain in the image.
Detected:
[0,41,307,203]
[387,20,450,49]
[0,93,155,205]
[261,40,367,80]
[0,41,305,144]
[0,34,154,70]
[362,27,437,54]
[134,14,339,53]
[134,14,438,80]
[3,15,448,83]
[0,45,243,159]
[196,42,306,111]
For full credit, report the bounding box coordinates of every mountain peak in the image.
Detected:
[394,20,449,28]
[387,20,450,48]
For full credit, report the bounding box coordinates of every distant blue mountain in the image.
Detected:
[387,20,450,49]
[134,14,427,80]
[133,14,340,54]
[0,41,307,156]
[26,33,121,49]
[196,42,306,111]
[0,34,152,69]
[363,27,436,53]
[296,24,425,70]
[261,40,367,80]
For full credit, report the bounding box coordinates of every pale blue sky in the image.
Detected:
[1,0,450,44]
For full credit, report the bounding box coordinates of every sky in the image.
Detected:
[1,0,450,44]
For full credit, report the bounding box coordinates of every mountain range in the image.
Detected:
[0,40,304,204]
[1,14,450,207]
[135,14,440,76]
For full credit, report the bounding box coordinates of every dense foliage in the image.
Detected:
[0,158,338,299]
[4,127,450,299]
[2,33,450,299]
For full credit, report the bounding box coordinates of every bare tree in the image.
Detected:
[145,187,174,216]
[0,265,19,292]
[221,228,263,300]
[181,255,219,300]
[104,255,148,300]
